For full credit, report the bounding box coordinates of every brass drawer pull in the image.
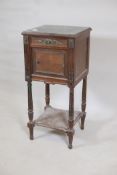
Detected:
[31,37,68,48]
[37,60,40,64]
[38,39,62,46]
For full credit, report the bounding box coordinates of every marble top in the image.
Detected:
[22,25,91,37]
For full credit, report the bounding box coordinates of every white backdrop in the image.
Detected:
[0,0,117,175]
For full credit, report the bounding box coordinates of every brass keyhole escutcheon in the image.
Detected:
[37,60,40,64]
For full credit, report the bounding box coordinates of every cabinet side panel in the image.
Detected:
[74,36,89,81]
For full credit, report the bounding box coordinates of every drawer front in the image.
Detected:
[32,49,67,77]
[31,37,67,48]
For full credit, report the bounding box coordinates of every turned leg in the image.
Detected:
[45,83,50,109]
[68,86,74,149]
[27,81,34,140]
[81,77,87,130]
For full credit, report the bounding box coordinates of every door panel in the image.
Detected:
[32,48,67,77]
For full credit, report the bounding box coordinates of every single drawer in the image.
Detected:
[31,37,68,48]
[32,48,67,77]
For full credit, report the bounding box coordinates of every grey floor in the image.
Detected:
[0,1,117,175]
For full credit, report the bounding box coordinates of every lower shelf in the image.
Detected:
[34,106,83,132]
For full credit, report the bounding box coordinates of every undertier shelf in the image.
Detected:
[34,106,83,132]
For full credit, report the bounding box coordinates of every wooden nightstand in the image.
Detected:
[22,25,92,149]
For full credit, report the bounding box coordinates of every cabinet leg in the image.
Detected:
[68,87,74,149]
[27,121,34,140]
[81,77,87,130]
[67,121,75,149]
[45,83,50,109]
[27,81,34,140]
